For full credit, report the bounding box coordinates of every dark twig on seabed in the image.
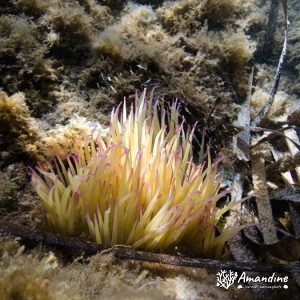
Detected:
[1,221,299,274]
[252,0,289,127]
[264,0,280,56]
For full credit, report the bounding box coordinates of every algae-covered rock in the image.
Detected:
[0,171,19,210]
[0,91,41,161]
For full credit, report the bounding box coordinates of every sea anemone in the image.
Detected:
[31,89,241,258]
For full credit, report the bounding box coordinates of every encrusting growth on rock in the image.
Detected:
[0,91,108,165]
[0,91,40,152]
